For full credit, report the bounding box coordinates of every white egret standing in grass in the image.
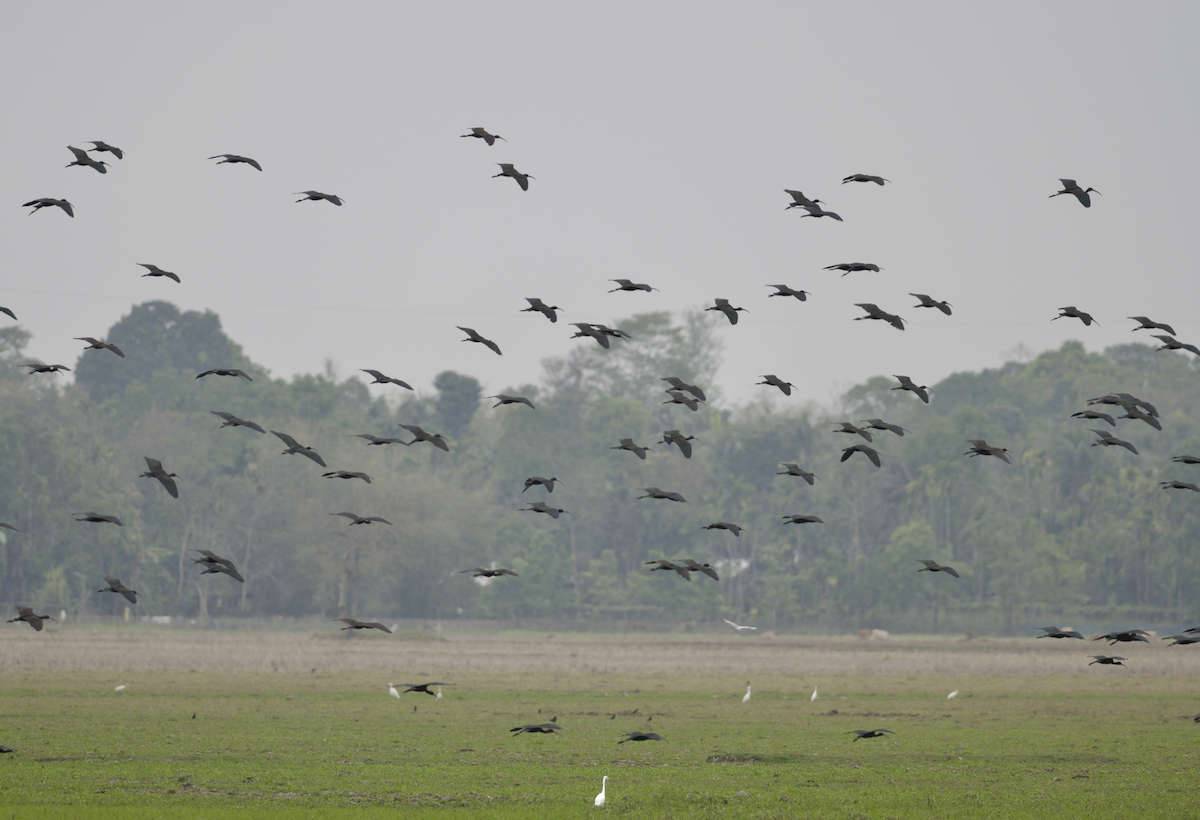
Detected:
[742,682,751,704]
[115,685,127,693]
[388,683,401,699]
[594,775,608,807]
[947,690,959,699]
[811,688,818,702]
[436,686,443,701]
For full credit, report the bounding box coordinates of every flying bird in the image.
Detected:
[137,264,181,283]
[1088,655,1126,667]
[511,723,561,735]
[860,419,909,437]
[618,732,663,743]
[458,327,501,355]
[522,476,563,493]
[194,550,245,583]
[661,377,705,401]
[331,512,393,525]
[0,522,20,533]
[22,198,73,217]
[75,337,124,357]
[210,412,266,434]
[842,174,890,185]
[910,293,952,315]
[892,375,929,404]
[96,578,139,604]
[521,298,561,323]
[1071,409,1115,427]
[840,444,882,467]
[398,424,449,452]
[140,457,179,498]
[493,163,534,190]
[1162,634,1200,646]
[24,363,70,374]
[73,512,123,526]
[1093,629,1150,645]
[1090,429,1139,454]
[1,307,16,320]
[1050,179,1099,208]
[460,567,518,578]
[611,438,653,459]
[964,440,1012,463]
[87,141,123,159]
[1171,455,1200,465]
[832,422,873,442]
[570,322,611,349]
[854,303,905,330]
[272,431,327,466]
[637,487,687,503]
[1151,335,1200,356]
[847,729,895,741]
[323,470,372,483]
[723,619,756,631]
[794,202,843,221]
[1118,408,1162,430]
[1130,316,1176,335]
[707,298,748,325]
[396,682,453,695]
[767,284,810,301]
[196,369,252,381]
[332,618,392,633]
[777,464,818,484]
[1036,627,1084,639]
[703,522,747,537]
[519,501,572,518]
[1053,306,1097,326]
[66,145,109,174]
[917,559,959,578]
[359,369,413,389]
[294,191,343,205]
[6,606,56,631]
[460,127,505,145]
[663,390,704,411]
[645,560,692,581]
[209,154,262,171]
[490,394,535,409]
[757,375,795,396]
[782,514,825,525]
[783,189,826,209]
[679,559,719,580]
[608,279,658,293]
[1160,480,1200,493]
[825,262,882,276]
[659,430,698,459]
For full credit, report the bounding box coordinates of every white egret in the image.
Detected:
[723,619,757,631]
[947,690,959,699]
[811,688,818,702]
[115,685,127,693]
[594,775,608,807]
[388,683,401,699]
[742,682,751,704]
[436,686,443,701]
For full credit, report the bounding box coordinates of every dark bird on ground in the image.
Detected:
[1,307,16,320]
[1162,634,1200,646]
[523,476,563,493]
[197,369,252,381]
[611,438,653,459]
[332,618,392,633]
[758,375,795,396]
[663,390,703,411]
[398,424,449,452]
[1093,629,1150,645]
[1072,409,1115,427]
[892,375,929,404]
[795,202,843,221]
[679,559,719,581]
[460,567,518,578]
[860,419,910,437]
[777,464,818,484]
[0,746,13,753]
[1089,656,1126,667]
[295,191,343,206]
[570,322,610,348]
[458,326,501,355]
[211,411,266,434]
[1053,306,1097,326]
[767,284,810,301]
[522,298,561,323]
[1171,455,1200,465]
[1037,627,1084,639]
[825,262,882,276]
[1130,316,1176,335]
[638,487,687,503]
[832,422,873,442]
[1050,179,1099,208]
[331,512,393,525]
[659,430,698,459]
[493,163,534,190]
[137,263,181,283]
[272,431,328,466]
[96,578,139,604]
[140,457,179,498]
[397,682,452,695]
[645,560,692,581]
[360,369,413,389]
[461,127,505,145]
[490,394,535,409]
[193,550,245,583]
[24,363,70,374]
[209,154,262,171]
[661,377,706,401]
[841,444,882,467]
[608,279,658,293]
[0,522,20,533]
[73,511,123,526]
[1151,335,1200,356]
[87,141,123,159]
[511,723,561,735]
[964,440,1012,463]
[703,522,747,537]
[76,337,125,357]
[23,198,73,217]
[323,470,372,483]
[783,189,826,209]
[910,293,953,315]
[1090,429,1138,455]
[848,729,895,741]
[782,514,825,525]
[7,607,56,631]
[707,298,748,325]
[619,732,663,743]
[519,501,571,518]
[842,174,890,186]
[66,145,110,173]
[917,559,959,578]
[1119,408,1162,430]
[855,303,906,330]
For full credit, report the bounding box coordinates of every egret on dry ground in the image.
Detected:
[742,683,751,704]
[594,776,608,807]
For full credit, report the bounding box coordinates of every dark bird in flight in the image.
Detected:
[1050,179,1099,208]
[493,163,534,190]
[1162,634,1200,646]
[841,444,882,467]
[569,322,610,349]
[917,559,959,578]
[96,578,139,604]
[964,440,1012,463]
[361,369,413,389]
[1171,455,1200,465]
[663,390,703,411]
[825,262,882,276]
[137,263,181,283]
[910,293,952,315]
[637,487,687,503]
[1088,655,1125,667]
[703,522,747,537]
[511,723,561,735]
[783,189,826,209]
[1093,629,1150,645]
[1130,316,1176,335]
[860,419,910,437]
[272,431,327,466]
[7,607,56,631]
[323,470,372,483]
[608,279,658,293]
[24,363,71,374]
[1071,409,1115,427]
[490,394,535,409]
[76,337,125,357]
[777,464,818,484]
[209,154,262,171]
[659,430,698,459]
[460,567,518,578]
[679,559,719,581]
[1151,335,1200,356]
[1036,626,1084,639]
[332,618,392,633]
[707,298,748,325]
[23,198,73,217]
[211,411,266,434]
[619,732,664,743]
[767,284,810,301]
[519,501,572,518]
[523,476,563,493]
[1053,306,1097,326]
[458,326,501,355]
[832,422,873,442]
[73,511,123,526]
[661,377,706,401]
[461,127,505,145]
[782,514,825,525]
[855,303,905,330]
[140,457,179,498]
[645,560,692,581]
[1,306,16,320]
[892,375,929,404]
[848,729,895,742]
[87,141,124,159]
[197,368,252,381]
[795,202,843,221]
[1088,393,1158,418]
[398,424,449,452]
[842,174,890,186]
[757,375,795,396]
[0,522,20,533]
[611,438,653,459]
[331,512,393,525]
[522,298,561,323]
[295,191,343,206]
[1118,408,1162,430]
[1090,429,1138,455]
[194,550,244,583]
[66,145,110,173]
[397,682,453,695]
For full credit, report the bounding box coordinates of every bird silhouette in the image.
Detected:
[782,514,825,525]
[1093,629,1150,645]
[855,303,905,330]
[777,464,818,484]
[892,375,929,404]
[795,203,843,221]
[511,723,561,735]
[910,293,952,315]
[703,522,746,537]
[707,298,748,325]
[96,578,139,604]
[24,363,71,374]
[611,438,653,459]
[396,682,452,695]
[1171,455,1200,465]
[87,141,124,159]
[197,369,252,381]
[783,189,826,209]
[841,444,882,467]
[458,327,501,355]
[75,337,125,357]
[832,422,873,442]
[619,732,663,743]
[323,470,372,483]
[1050,179,1099,208]
[519,501,572,518]
[140,457,179,498]
[522,477,563,493]
[637,487,687,503]
[490,394,535,409]
[461,127,505,145]
[663,390,703,411]
[659,430,698,459]
[1053,306,1097,326]
[964,440,1012,463]
[917,559,959,578]
[767,284,810,301]
[569,322,611,349]
[360,369,413,389]
[209,154,262,171]
[137,264,181,283]
[661,377,706,401]
[398,424,449,452]
[332,618,392,633]
[847,729,895,741]
[460,567,518,578]
[493,163,534,190]
[73,512,123,526]
[724,618,757,631]
[210,411,266,434]
[1130,316,1176,335]
[23,198,73,217]
[1151,335,1200,356]
[66,145,109,174]
[1118,408,1162,430]
[842,174,890,186]
[1,306,16,320]
[1088,656,1125,667]
[1071,409,1115,427]
[294,191,343,205]
[521,298,561,323]
[757,375,795,396]
[0,522,21,533]
[860,419,909,437]
[1090,429,1138,454]
[608,279,658,293]
[645,560,692,581]
[6,606,56,631]
[272,431,328,466]
[331,512,393,525]
[1036,626,1084,639]
[194,550,245,583]
[825,262,882,276]
[1162,634,1200,646]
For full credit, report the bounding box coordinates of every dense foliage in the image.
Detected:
[2,304,1198,632]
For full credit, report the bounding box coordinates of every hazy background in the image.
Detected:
[4,2,1198,405]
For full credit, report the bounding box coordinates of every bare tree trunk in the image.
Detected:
[195,577,209,622]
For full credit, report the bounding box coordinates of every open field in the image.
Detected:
[1,627,1198,818]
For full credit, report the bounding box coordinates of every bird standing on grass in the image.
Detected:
[594,776,608,807]
[742,683,751,704]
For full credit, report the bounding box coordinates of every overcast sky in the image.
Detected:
[5,2,1198,408]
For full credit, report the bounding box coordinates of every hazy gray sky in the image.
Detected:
[6,2,1198,406]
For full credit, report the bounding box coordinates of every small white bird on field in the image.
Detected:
[811,688,819,702]
[742,682,752,704]
[388,683,401,699]
[594,775,608,807]
[436,686,443,701]
[115,685,127,693]
[723,618,757,631]
[947,690,959,699]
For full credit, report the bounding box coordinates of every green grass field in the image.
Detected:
[1,628,1198,818]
